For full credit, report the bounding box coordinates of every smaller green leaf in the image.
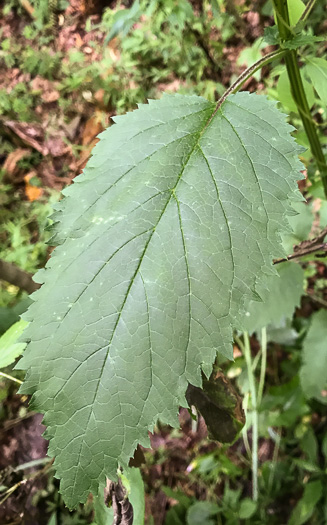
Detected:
[210,0,220,18]
[0,296,32,334]
[292,459,321,473]
[162,486,191,508]
[262,26,320,49]
[265,319,298,346]
[120,468,145,525]
[282,201,313,253]
[263,26,279,46]
[300,310,327,403]
[319,201,327,228]
[187,501,220,525]
[223,484,241,510]
[277,69,315,112]
[239,498,257,519]
[243,262,304,333]
[301,428,318,465]
[104,0,142,44]
[287,0,305,26]
[0,320,28,369]
[94,499,114,525]
[305,58,327,106]
[288,481,322,525]
[282,34,324,50]
[164,489,191,525]
[94,489,114,525]
[46,514,57,525]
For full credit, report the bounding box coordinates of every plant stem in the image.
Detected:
[242,392,252,460]
[216,49,285,109]
[0,371,23,384]
[243,332,259,501]
[257,328,267,406]
[273,0,327,198]
[0,259,40,294]
[299,0,317,23]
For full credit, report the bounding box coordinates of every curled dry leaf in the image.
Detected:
[3,149,31,182]
[71,111,105,173]
[82,111,104,146]
[186,370,245,443]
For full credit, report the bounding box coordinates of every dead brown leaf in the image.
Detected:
[82,111,104,146]
[3,148,31,181]
[69,110,107,173]
[20,0,35,18]
[94,88,105,107]
[75,33,84,48]
[74,137,99,174]
[41,90,60,104]
[4,121,48,155]
[31,76,60,103]
[24,171,43,201]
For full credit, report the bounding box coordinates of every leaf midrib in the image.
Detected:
[68,104,218,494]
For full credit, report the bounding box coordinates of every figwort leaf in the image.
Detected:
[17,92,303,507]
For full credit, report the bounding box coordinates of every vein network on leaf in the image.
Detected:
[17,91,303,507]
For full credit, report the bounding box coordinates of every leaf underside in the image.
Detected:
[17,92,303,507]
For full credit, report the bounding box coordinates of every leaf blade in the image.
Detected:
[18,93,303,507]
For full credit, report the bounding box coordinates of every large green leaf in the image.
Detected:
[17,92,303,507]
[300,310,327,403]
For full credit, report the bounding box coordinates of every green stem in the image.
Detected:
[273,0,327,198]
[257,328,267,406]
[242,392,252,460]
[0,371,22,384]
[299,0,317,23]
[243,332,258,502]
[216,49,285,109]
